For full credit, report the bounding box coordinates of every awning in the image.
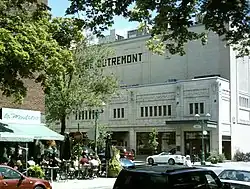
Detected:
[1,122,64,141]
[0,122,34,142]
[0,133,34,142]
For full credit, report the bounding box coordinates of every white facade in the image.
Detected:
[56,24,250,158]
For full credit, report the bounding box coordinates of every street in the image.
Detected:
[52,178,116,189]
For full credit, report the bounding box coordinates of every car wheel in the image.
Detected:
[148,158,154,165]
[168,158,175,165]
[34,186,44,189]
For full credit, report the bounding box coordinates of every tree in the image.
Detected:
[0,0,74,102]
[45,34,118,135]
[148,128,159,154]
[66,0,250,57]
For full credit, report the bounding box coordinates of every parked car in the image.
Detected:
[116,146,135,161]
[146,151,186,165]
[113,165,231,189]
[120,158,135,169]
[218,168,250,188]
[0,165,52,189]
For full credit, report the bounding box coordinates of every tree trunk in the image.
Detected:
[60,114,66,159]
[60,114,66,135]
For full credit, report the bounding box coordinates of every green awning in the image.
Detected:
[2,123,64,141]
[0,133,34,142]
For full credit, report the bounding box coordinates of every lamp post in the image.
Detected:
[94,102,106,154]
[194,113,211,165]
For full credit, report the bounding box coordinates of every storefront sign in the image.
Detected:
[103,52,143,67]
[1,108,41,124]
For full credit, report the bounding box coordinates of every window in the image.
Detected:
[121,108,124,118]
[239,96,250,108]
[0,167,21,180]
[189,103,205,115]
[149,106,153,117]
[117,108,121,118]
[113,109,117,118]
[82,111,85,120]
[74,111,78,120]
[85,111,88,119]
[78,111,82,120]
[154,106,157,116]
[200,103,204,114]
[92,110,95,119]
[194,103,199,114]
[158,106,162,116]
[189,103,193,114]
[163,105,167,116]
[168,105,172,116]
[113,108,125,119]
[145,107,148,117]
[89,110,92,120]
[141,107,144,117]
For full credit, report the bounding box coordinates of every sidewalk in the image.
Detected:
[51,178,116,189]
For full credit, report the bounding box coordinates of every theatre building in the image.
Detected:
[56,25,250,159]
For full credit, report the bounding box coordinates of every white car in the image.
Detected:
[146,152,186,165]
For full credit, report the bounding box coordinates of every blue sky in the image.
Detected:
[48,0,138,37]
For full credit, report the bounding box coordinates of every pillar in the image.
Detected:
[129,128,136,153]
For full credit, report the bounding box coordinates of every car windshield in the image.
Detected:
[219,170,250,182]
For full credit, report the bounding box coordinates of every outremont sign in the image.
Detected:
[103,52,143,67]
[1,108,41,124]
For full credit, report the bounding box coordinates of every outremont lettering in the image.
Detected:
[103,53,143,67]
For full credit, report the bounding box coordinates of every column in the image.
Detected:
[129,128,136,153]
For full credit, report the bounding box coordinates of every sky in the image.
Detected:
[48,0,138,38]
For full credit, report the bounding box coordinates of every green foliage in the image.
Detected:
[148,128,159,152]
[207,151,226,164]
[0,0,74,102]
[45,25,118,134]
[27,165,45,179]
[108,146,122,178]
[66,0,250,57]
[234,149,247,161]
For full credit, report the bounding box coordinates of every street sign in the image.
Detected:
[193,124,201,129]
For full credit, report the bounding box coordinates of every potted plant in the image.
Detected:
[27,165,45,179]
[107,146,122,178]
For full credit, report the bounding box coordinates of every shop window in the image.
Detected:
[149,106,153,117]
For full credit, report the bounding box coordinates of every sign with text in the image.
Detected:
[103,52,143,67]
[1,108,41,124]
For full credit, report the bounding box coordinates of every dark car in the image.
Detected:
[0,165,51,189]
[113,166,231,189]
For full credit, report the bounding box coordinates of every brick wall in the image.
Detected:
[0,79,45,112]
